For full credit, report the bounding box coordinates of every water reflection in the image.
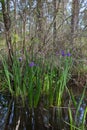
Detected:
[0,93,86,130]
[76,98,86,125]
[0,94,9,130]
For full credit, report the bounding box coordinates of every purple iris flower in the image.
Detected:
[66,52,71,57]
[61,50,65,57]
[19,57,22,62]
[29,62,36,67]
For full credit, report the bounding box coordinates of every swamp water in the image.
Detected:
[0,93,87,130]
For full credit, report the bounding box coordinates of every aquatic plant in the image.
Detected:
[66,52,71,57]
[1,53,42,107]
[81,107,87,130]
[43,51,72,107]
[68,107,74,130]
[55,52,72,106]
[69,84,87,125]
[61,50,66,57]
[1,49,73,108]
[2,58,14,94]
[19,57,22,62]
[26,60,42,108]
[43,67,56,106]
[65,84,87,130]
[75,85,86,122]
[64,105,87,130]
[29,61,36,67]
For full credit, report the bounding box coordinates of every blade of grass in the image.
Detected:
[75,85,86,121]
[64,120,81,130]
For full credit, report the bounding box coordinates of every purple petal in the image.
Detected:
[66,52,71,57]
[29,62,36,67]
[19,57,22,62]
[61,50,65,57]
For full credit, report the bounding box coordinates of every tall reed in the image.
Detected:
[1,53,43,107]
[1,50,72,108]
[1,56,14,94]
[55,53,72,106]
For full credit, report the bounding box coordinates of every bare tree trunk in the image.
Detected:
[22,7,26,54]
[22,19,26,54]
[53,0,57,50]
[1,0,13,64]
[12,0,17,52]
[71,0,79,45]
[13,0,17,34]
[37,0,43,51]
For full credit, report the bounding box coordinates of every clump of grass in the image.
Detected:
[1,56,14,95]
[43,66,56,106]
[81,107,87,130]
[43,50,72,107]
[64,106,87,130]
[1,52,43,108]
[1,50,72,108]
[55,51,72,106]
[64,84,87,130]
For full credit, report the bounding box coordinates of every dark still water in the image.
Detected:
[0,93,86,130]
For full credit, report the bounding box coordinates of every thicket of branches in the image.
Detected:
[0,0,87,61]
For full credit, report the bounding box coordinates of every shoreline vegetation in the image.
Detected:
[0,0,87,129]
[0,50,87,129]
